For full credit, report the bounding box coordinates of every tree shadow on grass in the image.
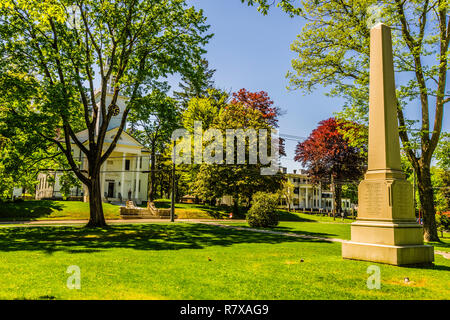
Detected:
[277,211,318,222]
[0,223,334,254]
[426,240,450,249]
[0,200,65,221]
[399,262,450,272]
[266,225,340,239]
[219,224,340,240]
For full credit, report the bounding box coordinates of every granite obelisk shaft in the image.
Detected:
[342,23,433,265]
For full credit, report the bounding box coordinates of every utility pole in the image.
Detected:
[170,141,176,223]
[331,174,335,221]
[413,167,416,218]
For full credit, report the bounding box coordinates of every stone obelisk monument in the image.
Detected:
[341,23,434,265]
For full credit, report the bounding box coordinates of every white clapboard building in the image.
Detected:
[280,170,353,212]
[35,89,149,204]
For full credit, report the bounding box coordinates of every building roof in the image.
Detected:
[72,127,148,152]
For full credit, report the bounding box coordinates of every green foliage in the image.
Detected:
[190,100,283,206]
[182,89,229,132]
[243,0,449,241]
[436,213,450,237]
[432,133,449,214]
[279,179,294,210]
[341,183,358,205]
[59,172,82,199]
[435,132,450,170]
[432,167,450,214]
[246,192,280,228]
[128,89,181,201]
[0,0,211,224]
[173,59,216,109]
[0,124,69,199]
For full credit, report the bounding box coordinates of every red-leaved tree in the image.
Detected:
[231,89,280,127]
[294,118,366,213]
[231,88,285,156]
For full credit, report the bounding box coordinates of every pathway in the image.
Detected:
[200,222,450,260]
[0,218,447,260]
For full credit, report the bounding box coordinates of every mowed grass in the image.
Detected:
[0,200,233,221]
[223,211,355,240]
[149,199,232,219]
[224,211,450,251]
[0,200,121,221]
[0,223,449,300]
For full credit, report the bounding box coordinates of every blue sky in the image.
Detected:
[170,0,345,173]
[169,0,449,172]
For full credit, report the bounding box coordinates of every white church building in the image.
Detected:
[35,89,150,205]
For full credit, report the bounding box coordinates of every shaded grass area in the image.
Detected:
[152,199,232,219]
[427,233,450,252]
[223,211,354,240]
[224,211,450,251]
[222,220,351,240]
[277,210,354,223]
[0,223,448,300]
[0,200,120,221]
[0,199,358,222]
[0,200,232,221]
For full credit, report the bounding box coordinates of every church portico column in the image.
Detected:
[121,153,126,202]
[319,183,322,208]
[135,154,141,201]
[100,162,105,201]
[305,187,309,209]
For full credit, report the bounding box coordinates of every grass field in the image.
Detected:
[0,222,449,300]
[0,200,121,220]
[223,220,450,252]
[0,200,234,221]
[0,200,448,299]
[0,199,357,221]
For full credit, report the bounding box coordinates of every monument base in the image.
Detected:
[342,241,434,266]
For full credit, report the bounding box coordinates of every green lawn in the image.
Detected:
[223,212,450,252]
[0,199,360,222]
[0,222,449,300]
[0,199,237,221]
[0,200,121,220]
[223,210,357,241]
[148,199,233,219]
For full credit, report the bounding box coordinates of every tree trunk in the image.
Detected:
[233,195,239,217]
[335,184,342,217]
[86,174,107,228]
[416,164,439,241]
[247,196,252,210]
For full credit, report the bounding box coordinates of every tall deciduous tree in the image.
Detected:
[173,59,216,109]
[0,76,70,198]
[0,0,211,227]
[193,102,284,215]
[231,88,286,156]
[128,90,180,203]
[243,0,449,241]
[295,118,366,214]
[231,89,281,127]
